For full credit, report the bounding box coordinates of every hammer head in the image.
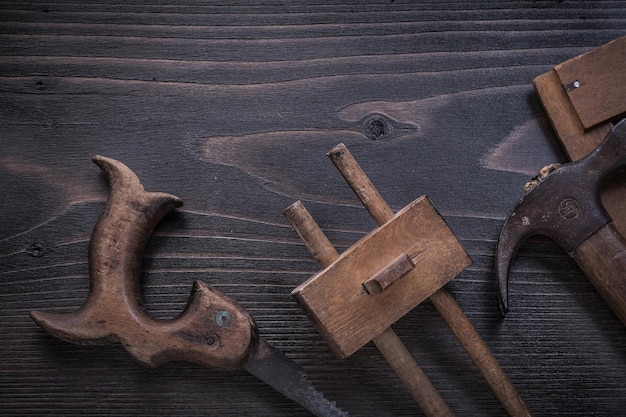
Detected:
[496,119,626,314]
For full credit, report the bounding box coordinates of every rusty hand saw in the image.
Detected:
[30,155,347,417]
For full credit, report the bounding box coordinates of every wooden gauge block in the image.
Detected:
[285,144,533,417]
[291,196,471,359]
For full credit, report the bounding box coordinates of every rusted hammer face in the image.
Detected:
[497,119,626,325]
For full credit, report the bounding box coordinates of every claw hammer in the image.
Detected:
[497,36,626,325]
[497,119,626,325]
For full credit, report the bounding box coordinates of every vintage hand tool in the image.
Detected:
[496,119,626,325]
[284,144,532,417]
[29,156,347,417]
[498,36,626,323]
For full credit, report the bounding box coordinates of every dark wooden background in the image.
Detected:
[1,1,625,416]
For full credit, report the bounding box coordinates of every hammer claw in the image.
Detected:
[496,119,626,325]
[495,227,518,315]
[496,191,555,315]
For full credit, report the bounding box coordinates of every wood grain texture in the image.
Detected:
[1,1,625,416]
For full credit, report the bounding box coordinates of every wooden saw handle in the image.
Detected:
[30,156,258,370]
[572,223,626,326]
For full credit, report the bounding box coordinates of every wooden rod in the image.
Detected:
[284,201,455,417]
[325,147,395,225]
[327,144,533,417]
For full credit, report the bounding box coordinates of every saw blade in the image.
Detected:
[242,338,348,417]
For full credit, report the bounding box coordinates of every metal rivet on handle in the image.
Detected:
[215,310,233,327]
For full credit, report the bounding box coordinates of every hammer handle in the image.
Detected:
[572,223,626,326]
[285,201,454,417]
[328,144,533,417]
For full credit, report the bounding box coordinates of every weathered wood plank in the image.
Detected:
[1,1,625,416]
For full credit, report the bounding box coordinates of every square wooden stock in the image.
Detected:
[292,196,471,359]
